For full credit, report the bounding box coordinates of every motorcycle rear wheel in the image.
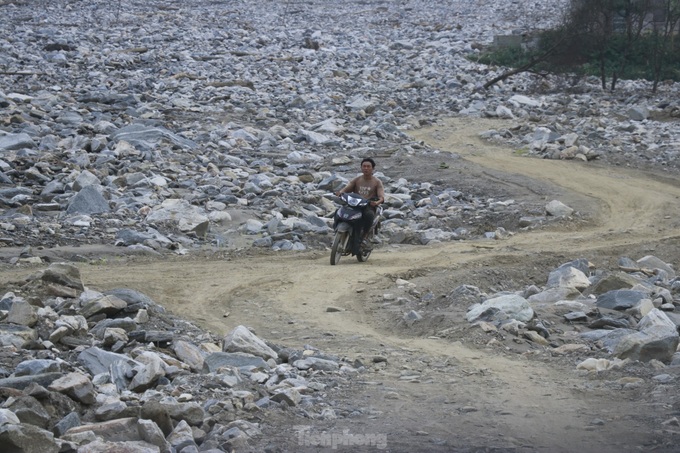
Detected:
[330,231,348,265]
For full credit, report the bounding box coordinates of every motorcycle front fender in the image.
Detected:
[336,222,352,233]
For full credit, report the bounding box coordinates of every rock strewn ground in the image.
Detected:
[1,0,582,259]
[0,262,368,452]
[3,0,680,451]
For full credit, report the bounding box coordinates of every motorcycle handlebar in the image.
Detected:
[331,192,386,206]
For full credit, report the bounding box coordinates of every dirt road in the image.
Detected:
[6,118,680,452]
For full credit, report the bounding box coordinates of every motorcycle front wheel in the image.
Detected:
[330,231,348,265]
[357,245,371,262]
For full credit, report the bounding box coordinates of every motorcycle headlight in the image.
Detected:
[347,195,363,207]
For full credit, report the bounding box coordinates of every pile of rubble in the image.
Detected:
[0,262,360,452]
[0,0,575,258]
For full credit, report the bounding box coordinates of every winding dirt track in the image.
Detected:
[86,117,680,337]
[8,118,680,452]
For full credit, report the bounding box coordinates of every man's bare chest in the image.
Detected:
[355,179,377,197]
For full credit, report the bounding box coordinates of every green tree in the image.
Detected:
[480,0,680,91]
[568,0,652,90]
[649,0,680,91]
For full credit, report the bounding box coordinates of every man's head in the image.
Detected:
[361,158,376,176]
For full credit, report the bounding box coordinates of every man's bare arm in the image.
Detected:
[336,178,356,196]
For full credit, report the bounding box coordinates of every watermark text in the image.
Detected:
[296,426,387,450]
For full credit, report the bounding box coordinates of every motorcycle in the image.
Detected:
[330,192,383,265]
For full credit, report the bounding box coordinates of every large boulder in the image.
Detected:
[467,294,534,323]
[596,290,649,311]
[222,325,277,361]
[613,309,679,363]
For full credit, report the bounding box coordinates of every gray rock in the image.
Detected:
[0,293,15,311]
[618,256,640,271]
[0,133,36,151]
[173,340,206,372]
[0,423,59,453]
[222,325,278,360]
[62,417,140,443]
[15,359,61,376]
[48,372,97,405]
[0,408,20,426]
[160,401,205,427]
[129,351,166,392]
[141,402,174,437]
[670,352,680,367]
[627,105,649,121]
[613,309,679,362]
[0,373,63,390]
[6,300,38,327]
[0,323,37,348]
[215,367,243,388]
[108,359,137,392]
[80,295,127,319]
[637,255,676,279]
[563,311,588,322]
[467,294,534,323]
[546,266,590,290]
[75,440,161,452]
[103,288,156,311]
[270,388,302,406]
[94,401,132,422]
[403,310,423,323]
[167,420,196,451]
[588,316,631,329]
[293,357,340,372]
[556,258,592,276]
[203,352,269,373]
[39,263,84,291]
[78,347,141,376]
[509,94,541,107]
[545,200,574,217]
[73,170,101,191]
[66,185,111,215]
[596,290,650,311]
[528,286,582,305]
[53,412,81,437]
[145,199,209,235]
[9,395,51,428]
[137,418,170,452]
[90,318,138,339]
[112,124,197,150]
[587,271,646,294]
[115,229,155,246]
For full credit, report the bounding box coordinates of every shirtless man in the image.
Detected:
[336,158,385,243]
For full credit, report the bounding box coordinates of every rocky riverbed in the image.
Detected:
[3,0,680,452]
[1,0,586,258]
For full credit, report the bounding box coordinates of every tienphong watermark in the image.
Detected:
[296,426,388,450]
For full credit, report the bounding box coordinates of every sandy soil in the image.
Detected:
[3,118,680,452]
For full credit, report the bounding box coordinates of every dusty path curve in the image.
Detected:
[83,119,680,452]
[85,117,680,339]
[6,118,680,452]
[410,118,680,250]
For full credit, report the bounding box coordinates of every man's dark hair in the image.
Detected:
[361,158,376,168]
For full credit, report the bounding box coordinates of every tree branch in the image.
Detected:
[483,40,564,90]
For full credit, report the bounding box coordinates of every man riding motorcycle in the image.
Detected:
[335,158,385,248]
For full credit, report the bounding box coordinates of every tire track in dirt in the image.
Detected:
[66,118,680,452]
[4,118,680,451]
